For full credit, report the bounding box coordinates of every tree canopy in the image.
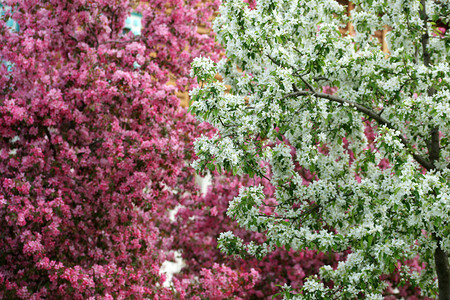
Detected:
[190,0,450,298]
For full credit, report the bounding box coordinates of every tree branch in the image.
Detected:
[44,127,57,155]
[421,1,450,298]
[434,234,450,300]
[258,204,319,221]
[283,90,434,170]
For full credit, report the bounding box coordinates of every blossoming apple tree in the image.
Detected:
[190,0,450,298]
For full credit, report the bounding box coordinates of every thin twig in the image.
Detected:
[44,128,57,155]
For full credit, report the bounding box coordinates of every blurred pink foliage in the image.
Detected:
[0,0,223,298]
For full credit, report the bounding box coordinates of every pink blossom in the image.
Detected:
[210,206,218,216]
[23,240,44,255]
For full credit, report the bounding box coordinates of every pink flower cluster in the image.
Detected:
[172,263,259,300]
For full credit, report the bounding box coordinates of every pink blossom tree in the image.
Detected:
[0,0,229,298]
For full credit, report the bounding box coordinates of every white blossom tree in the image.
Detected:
[189,0,450,298]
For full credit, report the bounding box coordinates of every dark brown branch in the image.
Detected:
[258,214,292,219]
[434,234,450,300]
[258,204,319,221]
[283,90,434,170]
[101,37,142,45]
[284,90,384,123]
[297,75,316,93]
[420,2,450,298]
[68,34,78,42]
[428,126,440,163]
[218,115,237,128]
[314,76,331,82]
[88,138,104,152]
[44,127,57,155]
[420,0,431,68]
[257,171,272,182]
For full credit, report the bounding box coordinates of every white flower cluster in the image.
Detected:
[190,56,217,81]
[227,185,265,230]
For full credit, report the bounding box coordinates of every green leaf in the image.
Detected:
[389,262,395,273]
[367,235,373,247]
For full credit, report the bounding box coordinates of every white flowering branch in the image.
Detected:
[283,90,436,171]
